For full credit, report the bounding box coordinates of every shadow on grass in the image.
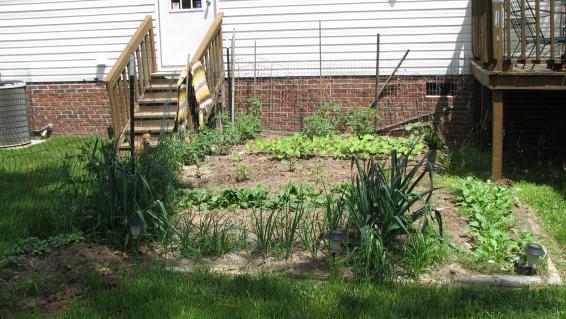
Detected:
[446,145,565,196]
[0,137,96,253]
[52,267,566,319]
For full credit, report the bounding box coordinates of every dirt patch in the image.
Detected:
[0,242,130,315]
[179,145,352,191]
[431,187,472,248]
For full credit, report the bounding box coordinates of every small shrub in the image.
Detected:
[235,98,263,141]
[345,106,380,137]
[235,163,252,182]
[302,101,342,137]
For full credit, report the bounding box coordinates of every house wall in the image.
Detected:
[221,0,474,139]
[232,75,475,140]
[27,82,111,136]
[0,0,156,83]
[220,0,472,77]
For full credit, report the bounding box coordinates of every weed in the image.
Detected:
[345,106,380,137]
[323,194,346,232]
[350,226,394,282]
[178,208,246,258]
[235,163,252,182]
[402,231,449,278]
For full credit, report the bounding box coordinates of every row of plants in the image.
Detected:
[177,184,338,210]
[176,148,447,280]
[454,177,533,271]
[248,133,425,160]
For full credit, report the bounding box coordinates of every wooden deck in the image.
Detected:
[471,0,566,180]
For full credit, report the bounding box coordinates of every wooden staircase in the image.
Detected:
[104,14,225,154]
[119,71,182,150]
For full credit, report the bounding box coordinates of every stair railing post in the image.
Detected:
[129,53,136,166]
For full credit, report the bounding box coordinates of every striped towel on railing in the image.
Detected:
[191,61,213,123]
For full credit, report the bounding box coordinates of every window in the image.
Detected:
[171,0,202,10]
[426,82,455,96]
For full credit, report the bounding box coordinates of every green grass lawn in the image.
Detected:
[12,267,559,319]
[0,137,96,254]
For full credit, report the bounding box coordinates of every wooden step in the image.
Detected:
[145,83,184,91]
[151,71,181,80]
[126,123,175,134]
[141,90,177,100]
[134,111,177,119]
[138,96,178,105]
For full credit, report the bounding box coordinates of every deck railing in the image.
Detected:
[177,13,225,128]
[104,16,157,143]
[472,0,565,71]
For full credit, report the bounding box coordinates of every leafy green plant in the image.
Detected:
[302,101,342,137]
[249,134,425,160]
[347,150,442,246]
[235,98,263,141]
[345,106,380,137]
[2,233,84,257]
[423,124,445,151]
[178,184,326,211]
[235,163,252,182]
[454,177,532,270]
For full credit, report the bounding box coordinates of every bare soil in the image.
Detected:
[0,242,130,315]
[179,145,352,191]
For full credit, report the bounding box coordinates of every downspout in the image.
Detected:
[214,0,217,16]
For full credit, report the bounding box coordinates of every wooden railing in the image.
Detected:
[104,16,156,143]
[472,0,565,71]
[177,13,225,128]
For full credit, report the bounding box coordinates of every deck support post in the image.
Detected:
[491,90,504,181]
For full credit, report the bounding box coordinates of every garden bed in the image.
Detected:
[171,134,559,284]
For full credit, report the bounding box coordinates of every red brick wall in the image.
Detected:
[231,75,475,140]
[26,82,111,136]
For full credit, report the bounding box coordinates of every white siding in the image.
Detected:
[220,0,472,76]
[0,0,156,82]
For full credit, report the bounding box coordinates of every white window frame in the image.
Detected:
[170,0,204,12]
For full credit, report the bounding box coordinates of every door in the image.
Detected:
[156,0,217,69]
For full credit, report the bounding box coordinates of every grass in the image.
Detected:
[8,266,565,318]
[0,137,96,254]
